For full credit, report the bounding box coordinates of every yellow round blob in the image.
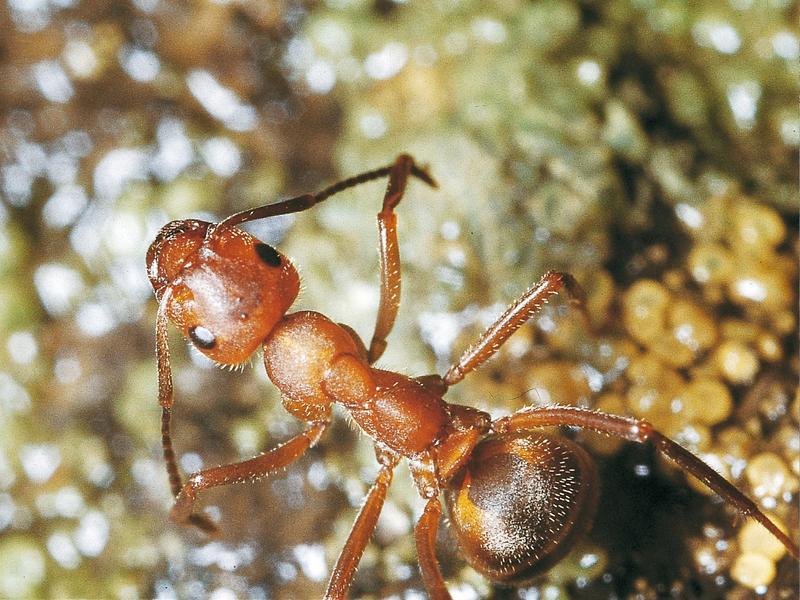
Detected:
[771,310,796,336]
[714,341,759,385]
[717,426,753,461]
[669,300,717,352]
[745,452,793,498]
[730,202,787,250]
[627,356,686,399]
[622,279,670,345]
[756,333,782,362]
[728,268,792,312]
[664,422,711,453]
[651,336,696,369]
[730,552,776,589]
[626,383,681,431]
[738,516,787,561]
[682,378,732,425]
[524,360,591,407]
[687,243,733,285]
[662,268,685,291]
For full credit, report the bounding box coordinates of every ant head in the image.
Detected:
[147,219,300,365]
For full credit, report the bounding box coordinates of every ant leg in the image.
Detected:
[216,155,436,231]
[494,406,800,559]
[325,450,400,600]
[443,271,587,387]
[368,154,421,363]
[415,497,452,600]
[157,289,329,533]
[171,421,328,533]
[214,155,437,364]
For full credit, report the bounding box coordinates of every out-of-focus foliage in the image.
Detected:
[0,0,797,598]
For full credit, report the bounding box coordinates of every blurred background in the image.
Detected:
[0,0,797,598]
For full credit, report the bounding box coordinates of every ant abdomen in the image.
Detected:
[445,432,598,584]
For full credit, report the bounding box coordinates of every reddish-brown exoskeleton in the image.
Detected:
[147,155,798,599]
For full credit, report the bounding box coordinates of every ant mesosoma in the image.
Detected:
[147,154,798,599]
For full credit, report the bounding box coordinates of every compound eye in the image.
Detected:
[189,325,216,350]
[254,243,282,267]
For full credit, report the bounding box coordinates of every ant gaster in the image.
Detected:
[147,155,798,599]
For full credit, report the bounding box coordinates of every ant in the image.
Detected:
[147,154,798,599]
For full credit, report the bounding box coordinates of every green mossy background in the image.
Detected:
[0,1,797,598]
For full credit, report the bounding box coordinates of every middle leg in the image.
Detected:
[170,421,328,533]
[324,449,399,600]
[443,271,587,386]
